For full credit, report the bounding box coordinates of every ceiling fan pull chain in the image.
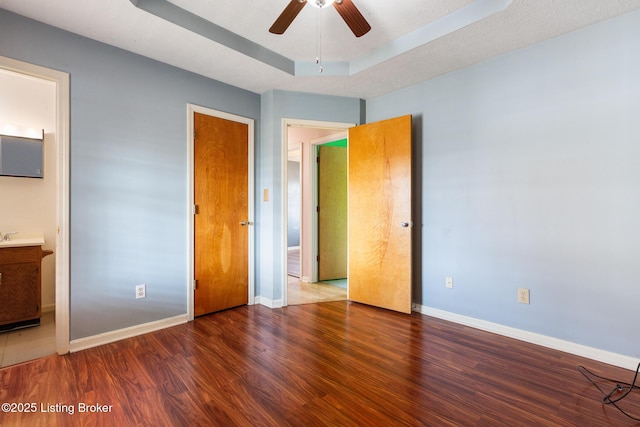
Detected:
[316,9,323,73]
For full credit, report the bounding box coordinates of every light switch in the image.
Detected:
[263,188,269,202]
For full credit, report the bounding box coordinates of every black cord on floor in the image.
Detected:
[578,362,640,422]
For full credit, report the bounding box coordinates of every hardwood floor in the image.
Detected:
[1,301,638,426]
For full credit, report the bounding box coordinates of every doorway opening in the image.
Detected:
[282,119,354,306]
[284,115,414,313]
[0,56,70,364]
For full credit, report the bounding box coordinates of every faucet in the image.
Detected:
[0,232,18,241]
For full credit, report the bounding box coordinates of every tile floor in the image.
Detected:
[287,275,347,305]
[0,311,56,368]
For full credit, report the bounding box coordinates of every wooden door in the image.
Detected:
[194,112,249,316]
[318,144,348,281]
[348,115,412,313]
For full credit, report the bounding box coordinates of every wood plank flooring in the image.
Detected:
[1,301,639,426]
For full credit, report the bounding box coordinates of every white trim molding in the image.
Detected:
[69,315,188,353]
[255,296,283,309]
[413,304,640,371]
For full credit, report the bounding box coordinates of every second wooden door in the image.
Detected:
[318,144,348,281]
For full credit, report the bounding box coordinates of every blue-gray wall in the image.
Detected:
[0,9,260,340]
[287,160,301,247]
[367,10,640,359]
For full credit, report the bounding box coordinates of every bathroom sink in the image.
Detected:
[0,233,45,248]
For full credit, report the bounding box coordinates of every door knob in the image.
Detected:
[401,221,413,228]
[240,221,253,226]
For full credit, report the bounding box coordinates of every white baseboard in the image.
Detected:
[300,276,310,283]
[413,304,640,372]
[69,314,188,353]
[255,296,283,308]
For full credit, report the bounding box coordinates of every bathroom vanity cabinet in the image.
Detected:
[0,245,42,331]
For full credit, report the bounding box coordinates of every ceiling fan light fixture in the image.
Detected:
[270,0,370,37]
[307,0,336,8]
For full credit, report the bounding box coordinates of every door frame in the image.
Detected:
[187,104,255,321]
[0,56,71,354]
[281,118,355,307]
[287,142,302,278]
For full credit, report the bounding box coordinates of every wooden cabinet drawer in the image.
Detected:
[0,246,42,264]
[0,263,40,323]
[0,245,43,326]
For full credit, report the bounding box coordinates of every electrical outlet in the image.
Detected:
[445,277,453,289]
[136,284,146,299]
[518,288,530,304]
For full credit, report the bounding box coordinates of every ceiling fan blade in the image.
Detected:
[270,0,307,34]
[333,0,371,37]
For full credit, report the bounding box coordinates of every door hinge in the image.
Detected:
[316,206,319,213]
[193,204,199,215]
[193,279,198,291]
[316,156,320,163]
[316,255,319,262]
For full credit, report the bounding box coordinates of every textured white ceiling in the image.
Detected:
[1,0,640,98]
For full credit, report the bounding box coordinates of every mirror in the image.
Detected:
[0,134,44,178]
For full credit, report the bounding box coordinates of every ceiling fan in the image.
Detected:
[270,0,371,38]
